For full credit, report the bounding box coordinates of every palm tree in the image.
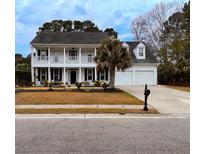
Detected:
[94,37,132,89]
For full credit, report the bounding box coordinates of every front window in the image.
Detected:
[69,50,77,60]
[54,69,60,81]
[100,71,105,80]
[139,47,144,57]
[87,69,93,81]
[41,68,46,81]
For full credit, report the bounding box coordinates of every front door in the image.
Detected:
[70,71,76,84]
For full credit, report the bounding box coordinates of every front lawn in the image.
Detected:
[15,108,158,114]
[16,91,144,105]
[163,85,190,92]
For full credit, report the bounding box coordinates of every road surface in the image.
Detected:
[16,114,190,154]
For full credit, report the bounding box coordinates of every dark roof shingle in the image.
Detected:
[30,32,108,44]
[122,41,158,64]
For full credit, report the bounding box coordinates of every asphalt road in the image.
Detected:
[16,115,190,154]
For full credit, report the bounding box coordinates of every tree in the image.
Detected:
[131,1,184,53]
[104,28,118,38]
[37,20,118,38]
[15,53,31,86]
[158,1,190,84]
[38,20,101,33]
[94,37,132,89]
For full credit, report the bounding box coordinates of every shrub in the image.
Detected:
[102,82,109,90]
[52,81,63,86]
[94,80,101,87]
[44,80,49,87]
[81,81,90,86]
[75,82,82,89]
[49,82,53,90]
[31,81,35,86]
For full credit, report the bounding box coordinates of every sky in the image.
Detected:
[16,0,172,57]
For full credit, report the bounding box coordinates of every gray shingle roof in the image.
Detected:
[30,32,108,44]
[122,41,158,64]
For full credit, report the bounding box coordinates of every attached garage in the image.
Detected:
[135,70,154,85]
[115,71,133,85]
[115,66,157,86]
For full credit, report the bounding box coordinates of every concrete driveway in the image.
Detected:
[117,85,190,114]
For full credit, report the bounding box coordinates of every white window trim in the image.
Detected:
[138,47,144,57]
[99,71,105,81]
[87,68,93,81]
[69,50,77,60]
[87,54,92,63]
[41,68,47,81]
[134,43,146,59]
[53,68,60,81]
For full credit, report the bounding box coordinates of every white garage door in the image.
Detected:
[115,71,133,85]
[135,70,154,85]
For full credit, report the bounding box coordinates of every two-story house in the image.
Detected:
[30,31,158,86]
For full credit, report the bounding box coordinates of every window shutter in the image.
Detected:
[46,69,48,80]
[105,69,108,81]
[46,50,48,56]
[38,50,40,56]
[93,68,95,81]
[97,71,99,80]
[38,68,40,81]
[85,68,87,81]
[60,69,62,81]
[51,68,53,80]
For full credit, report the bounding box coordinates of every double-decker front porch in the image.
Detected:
[31,46,97,66]
[32,67,109,86]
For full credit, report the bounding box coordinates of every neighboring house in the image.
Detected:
[30,31,158,86]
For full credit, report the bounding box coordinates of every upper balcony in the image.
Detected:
[32,47,96,66]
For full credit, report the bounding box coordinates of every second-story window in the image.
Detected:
[69,50,77,60]
[41,51,47,60]
[54,57,58,63]
[139,47,144,57]
[88,54,92,62]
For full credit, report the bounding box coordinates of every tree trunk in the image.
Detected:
[109,67,115,89]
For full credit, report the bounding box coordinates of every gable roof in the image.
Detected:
[121,41,158,64]
[30,32,108,45]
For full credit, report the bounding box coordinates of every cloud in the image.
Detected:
[16,0,173,56]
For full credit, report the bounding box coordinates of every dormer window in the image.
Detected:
[133,42,146,59]
[139,47,144,57]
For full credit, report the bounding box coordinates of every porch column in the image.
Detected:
[63,67,66,85]
[35,68,38,84]
[31,67,34,82]
[94,47,97,56]
[63,47,66,64]
[48,67,51,82]
[79,47,81,65]
[79,67,82,82]
[94,48,97,81]
[95,67,97,81]
[48,47,50,64]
